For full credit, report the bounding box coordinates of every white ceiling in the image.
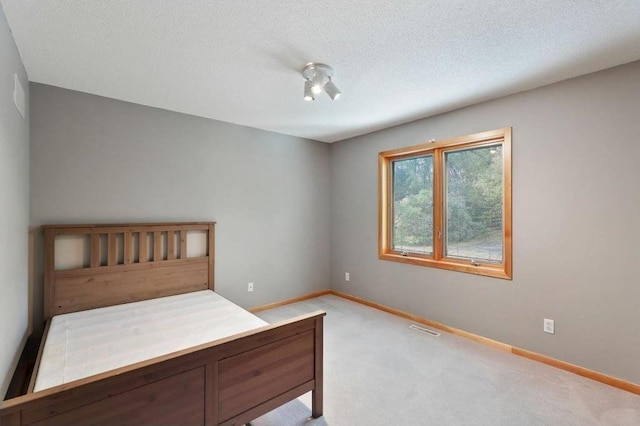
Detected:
[2,1,640,143]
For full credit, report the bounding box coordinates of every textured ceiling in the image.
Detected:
[2,1,640,143]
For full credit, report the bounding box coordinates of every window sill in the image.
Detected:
[379,251,512,280]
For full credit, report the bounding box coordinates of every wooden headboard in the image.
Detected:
[42,222,215,320]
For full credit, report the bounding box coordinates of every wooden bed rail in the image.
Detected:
[42,222,215,320]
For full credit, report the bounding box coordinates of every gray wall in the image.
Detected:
[330,60,640,384]
[0,5,30,397]
[30,84,331,330]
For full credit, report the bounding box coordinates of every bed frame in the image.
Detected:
[0,222,325,426]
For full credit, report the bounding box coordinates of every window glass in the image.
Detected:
[392,155,433,255]
[445,144,503,263]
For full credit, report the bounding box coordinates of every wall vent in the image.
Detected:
[410,324,441,337]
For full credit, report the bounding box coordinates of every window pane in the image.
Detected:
[445,144,503,263]
[392,155,433,255]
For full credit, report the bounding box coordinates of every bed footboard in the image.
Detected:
[0,311,325,426]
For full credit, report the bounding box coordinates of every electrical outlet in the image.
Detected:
[543,318,555,334]
[345,272,350,282]
[248,282,254,292]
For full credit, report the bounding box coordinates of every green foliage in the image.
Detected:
[394,188,433,247]
[393,156,433,251]
[446,145,503,244]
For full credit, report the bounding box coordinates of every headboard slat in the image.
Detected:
[90,234,100,267]
[180,230,187,259]
[107,233,117,266]
[139,232,148,263]
[124,231,133,264]
[154,231,162,261]
[167,230,176,260]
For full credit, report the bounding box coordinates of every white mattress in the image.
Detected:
[34,290,267,392]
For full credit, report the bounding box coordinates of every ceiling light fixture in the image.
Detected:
[302,62,342,101]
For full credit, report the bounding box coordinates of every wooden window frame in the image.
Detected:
[378,128,512,279]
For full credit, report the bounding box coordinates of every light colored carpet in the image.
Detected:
[251,295,640,426]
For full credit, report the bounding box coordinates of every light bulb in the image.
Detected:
[311,72,324,94]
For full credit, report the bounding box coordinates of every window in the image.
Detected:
[379,128,512,279]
